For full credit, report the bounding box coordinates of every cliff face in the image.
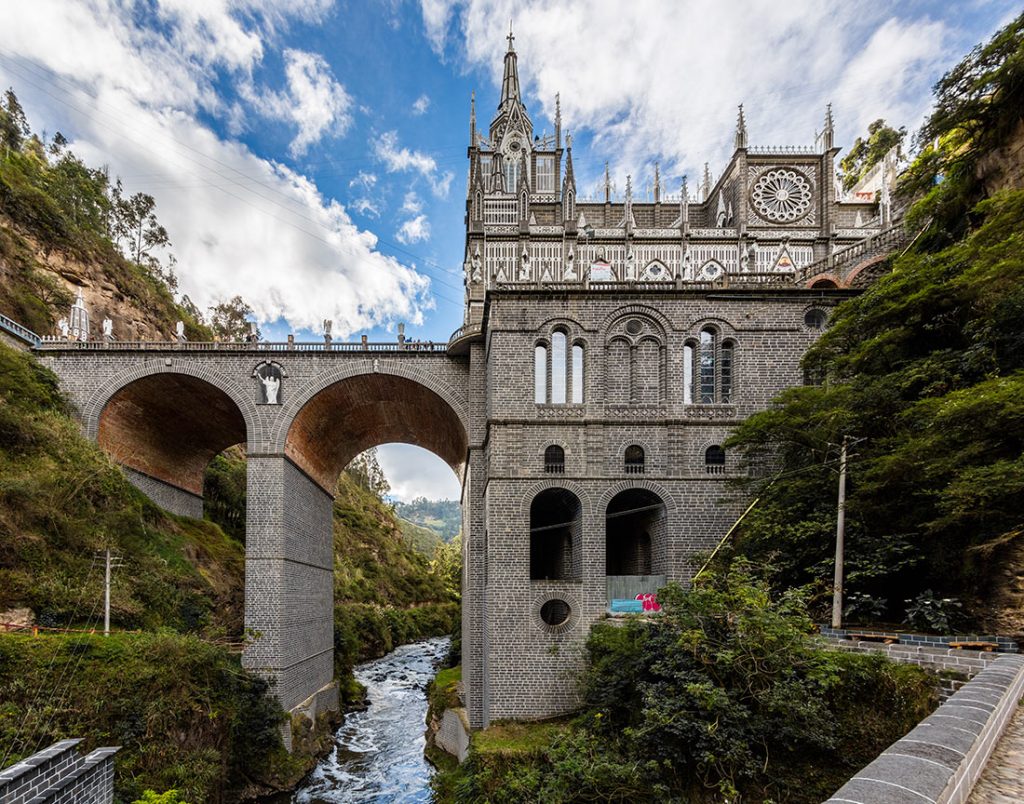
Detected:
[0,213,204,341]
[977,118,1024,195]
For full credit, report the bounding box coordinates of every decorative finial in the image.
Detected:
[822,102,835,151]
[735,103,748,149]
[555,92,561,148]
[566,131,572,149]
[604,161,611,202]
[470,90,476,145]
[507,19,515,51]
[654,162,661,203]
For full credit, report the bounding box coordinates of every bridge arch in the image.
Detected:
[85,361,255,509]
[276,362,469,492]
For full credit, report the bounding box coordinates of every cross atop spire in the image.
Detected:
[499,21,522,111]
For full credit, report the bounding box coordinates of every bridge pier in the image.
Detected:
[242,453,338,729]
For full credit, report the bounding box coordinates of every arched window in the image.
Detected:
[699,327,716,404]
[551,330,567,403]
[683,342,694,404]
[544,445,565,474]
[804,308,828,329]
[530,488,582,580]
[721,340,734,404]
[534,345,547,403]
[705,445,726,474]
[505,158,520,192]
[606,488,666,577]
[571,344,584,403]
[624,445,645,474]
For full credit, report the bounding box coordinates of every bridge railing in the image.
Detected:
[0,313,41,347]
[34,339,449,353]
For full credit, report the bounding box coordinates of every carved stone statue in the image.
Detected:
[626,250,637,280]
[175,321,185,341]
[471,249,482,283]
[102,318,113,338]
[260,372,281,404]
[58,318,70,339]
[518,248,530,281]
[564,248,577,280]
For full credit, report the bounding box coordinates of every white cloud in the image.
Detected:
[422,1,952,186]
[245,48,353,156]
[412,93,431,115]
[349,170,377,189]
[373,130,455,197]
[401,190,424,214]
[376,443,460,501]
[352,197,381,217]
[396,214,431,244]
[0,0,432,337]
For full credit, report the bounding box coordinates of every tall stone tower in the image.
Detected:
[455,29,882,728]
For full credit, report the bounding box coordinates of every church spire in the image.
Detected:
[654,162,661,203]
[821,102,835,151]
[499,20,522,112]
[734,103,748,150]
[563,133,575,187]
[555,92,561,149]
[604,162,611,203]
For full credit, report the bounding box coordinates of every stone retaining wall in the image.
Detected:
[820,626,1018,653]
[826,654,1024,804]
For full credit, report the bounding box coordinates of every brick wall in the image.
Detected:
[0,740,119,804]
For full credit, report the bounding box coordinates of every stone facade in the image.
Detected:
[33,32,895,732]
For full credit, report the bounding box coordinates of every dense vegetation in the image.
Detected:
[724,14,1024,631]
[436,564,935,803]
[394,496,461,542]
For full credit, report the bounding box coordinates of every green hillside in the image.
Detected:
[393,497,461,542]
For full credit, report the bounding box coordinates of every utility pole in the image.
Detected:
[104,548,111,636]
[831,436,849,629]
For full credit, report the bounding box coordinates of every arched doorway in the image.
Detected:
[529,488,582,581]
[605,488,667,605]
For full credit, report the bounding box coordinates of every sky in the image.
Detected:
[0,0,1018,500]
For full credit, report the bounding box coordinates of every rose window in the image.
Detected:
[750,169,813,223]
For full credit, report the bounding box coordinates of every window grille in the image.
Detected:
[624,445,645,474]
[535,156,555,192]
[544,445,565,474]
[705,445,726,474]
[699,328,716,403]
[484,199,517,225]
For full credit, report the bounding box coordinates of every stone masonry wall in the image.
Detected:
[0,740,119,804]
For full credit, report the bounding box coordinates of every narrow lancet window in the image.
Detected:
[534,345,547,403]
[683,343,694,404]
[571,344,584,403]
[699,328,716,404]
[551,331,567,403]
[721,341,733,404]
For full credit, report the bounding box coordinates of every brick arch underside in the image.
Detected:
[285,373,468,493]
[97,374,247,495]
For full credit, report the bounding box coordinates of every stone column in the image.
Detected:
[242,453,337,725]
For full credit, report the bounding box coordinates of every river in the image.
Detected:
[291,637,450,803]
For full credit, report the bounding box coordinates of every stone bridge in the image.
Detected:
[35,339,473,726]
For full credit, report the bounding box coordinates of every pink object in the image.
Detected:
[635,593,661,612]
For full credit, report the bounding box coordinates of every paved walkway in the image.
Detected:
[969,702,1024,802]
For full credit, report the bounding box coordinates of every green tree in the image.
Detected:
[345,447,390,499]
[0,88,30,156]
[208,295,258,341]
[839,118,906,192]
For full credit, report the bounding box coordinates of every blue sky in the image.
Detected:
[0,0,1018,498]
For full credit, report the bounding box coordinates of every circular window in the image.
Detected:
[625,319,643,335]
[700,261,724,281]
[751,169,813,223]
[804,309,828,329]
[540,599,571,627]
